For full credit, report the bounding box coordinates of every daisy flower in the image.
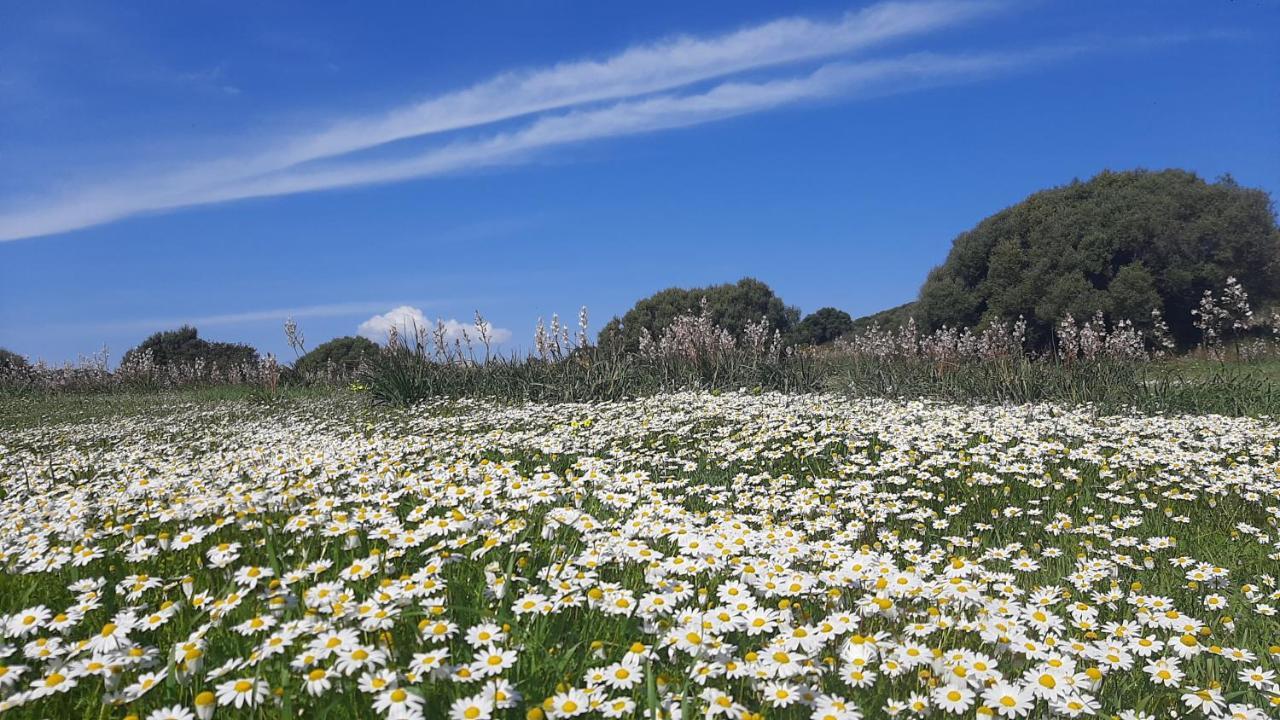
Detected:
[214,677,268,708]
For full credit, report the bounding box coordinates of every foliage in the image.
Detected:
[121,325,260,370]
[0,347,29,373]
[787,307,854,346]
[1,345,278,396]
[598,277,800,353]
[891,169,1280,348]
[849,302,914,334]
[361,332,816,408]
[354,305,1280,416]
[292,335,380,379]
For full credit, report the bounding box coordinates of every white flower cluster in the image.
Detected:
[0,392,1278,718]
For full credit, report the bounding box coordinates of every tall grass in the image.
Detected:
[353,301,1280,415]
[10,282,1280,416]
[360,344,826,406]
[360,341,1280,417]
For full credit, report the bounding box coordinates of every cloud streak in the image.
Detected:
[0,1,1012,241]
[80,301,427,334]
[231,50,1066,198]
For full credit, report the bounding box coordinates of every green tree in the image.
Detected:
[877,169,1280,348]
[293,336,380,378]
[0,347,30,374]
[599,278,800,352]
[1107,263,1162,326]
[122,326,259,370]
[788,307,853,346]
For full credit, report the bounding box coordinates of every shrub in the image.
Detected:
[0,347,29,374]
[598,277,799,353]
[292,336,380,380]
[887,169,1280,349]
[788,307,854,346]
[122,326,259,371]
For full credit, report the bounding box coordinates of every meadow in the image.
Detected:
[1,390,1278,719]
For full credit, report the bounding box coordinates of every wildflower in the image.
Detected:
[547,688,590,718]
[304,667,332,696]
[981,682,1033,718]
[334,645,387,676]
[465,623,506,647]
[1239,666,1276,691]
[29,669,78,698]
[600,659,642,690]
[1143,657,1183,687]
[471,647,517,677]
[1181,687,1226,715]
[6,607,51,638]
[600,696,636,718]
[194,690,216,720]
[932,685,975,714]
[146,706,196,720]
[449,694,494,720]
[373,686,425,719]
[215,678,268,708]
[484,678,521,708]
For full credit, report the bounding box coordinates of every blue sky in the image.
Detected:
[2,1,1277,363]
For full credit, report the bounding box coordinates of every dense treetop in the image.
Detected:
[0,348,30,373]
[292,336,380,377]
[787,307,854,346]
[904,169,1280,348]
[122,326,259,369]
[599,278,800,352]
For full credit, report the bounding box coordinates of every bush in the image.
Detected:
[0,347,29,374]
[293,336,380,380]
[598,277,799,353]
[889,169,1280,349]
[122,326,259,370]
[788,307,854,346]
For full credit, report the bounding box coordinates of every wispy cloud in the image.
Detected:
[0,1,1013,241]
[223,50,1069,199]
[79,301,426,334]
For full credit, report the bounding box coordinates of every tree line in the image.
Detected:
[3,168,1277,376]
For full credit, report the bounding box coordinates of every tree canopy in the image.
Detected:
[599,278,800,352]
[895,169,1280,348]
[0,347,29,373]
[293,336,379,377]
[787,307,854,346]
[122,326,259,369]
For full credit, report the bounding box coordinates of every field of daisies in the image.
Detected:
[1,392,1279,720]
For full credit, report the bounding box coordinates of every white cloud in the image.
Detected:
[0,1,1003,241]
[141,50,1046,204]
[358,306,512,347]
